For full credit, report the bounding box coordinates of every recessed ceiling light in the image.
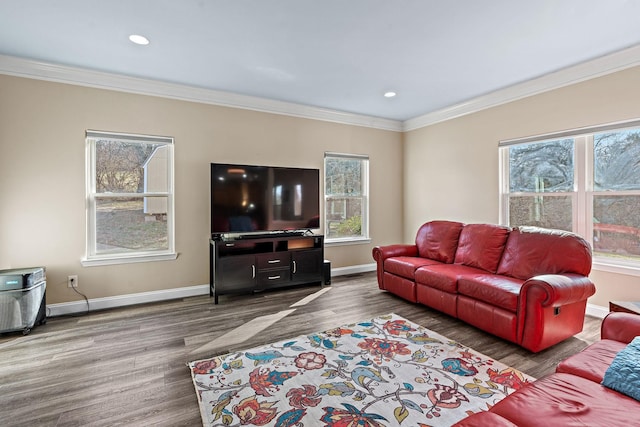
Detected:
[384,91,397,98]
[129,34,150,45]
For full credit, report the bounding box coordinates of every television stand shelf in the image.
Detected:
[209,234,324,304]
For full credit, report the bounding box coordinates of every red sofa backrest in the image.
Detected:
[454,223,511,273]
[496,226,592,279]
[415,221,464,263]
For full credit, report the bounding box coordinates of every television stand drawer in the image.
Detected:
[256,253,291,269]
[256,269,291,287]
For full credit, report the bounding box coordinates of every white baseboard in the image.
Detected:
[330,263,376,277]
[46,264,378,317]
[47,284,210,317]
[586,303,609,319]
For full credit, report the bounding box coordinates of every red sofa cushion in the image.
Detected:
[385,257,441,280]
[556,339,627,383]
[415,263,485,293]
[490,373,640,426]
[415,220,464,263]
[457,274,524,312]
[496,226,592,280]
[454,223,510,273]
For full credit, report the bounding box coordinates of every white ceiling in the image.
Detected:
[1,0,640,123]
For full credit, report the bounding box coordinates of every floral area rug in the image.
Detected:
[188,313,533,426]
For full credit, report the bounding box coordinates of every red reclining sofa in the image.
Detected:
[372,220,595,352]
[453,312,640,426]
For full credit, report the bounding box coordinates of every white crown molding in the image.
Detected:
[0,54,403,132]
[3,44,639,134]
[403,44,640,132]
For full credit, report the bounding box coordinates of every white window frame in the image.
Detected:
[499,118,640,276]
[82,130,176,266]
[324,152,370,245]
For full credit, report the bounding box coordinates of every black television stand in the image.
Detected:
[209,234,324,304]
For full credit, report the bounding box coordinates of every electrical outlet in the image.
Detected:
[68,275,78,288]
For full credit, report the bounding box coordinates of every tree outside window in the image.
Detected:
[592,129,640,260]
[506,138,574,232]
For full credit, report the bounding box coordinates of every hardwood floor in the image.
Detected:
[0,272,601,426]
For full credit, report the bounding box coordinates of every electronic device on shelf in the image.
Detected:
[210,163,320,237]
[234,231,306,239]
[211,230,312,241]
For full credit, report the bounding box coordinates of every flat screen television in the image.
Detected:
[210,163,320,236]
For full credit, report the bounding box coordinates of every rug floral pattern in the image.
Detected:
[189,313,532,426]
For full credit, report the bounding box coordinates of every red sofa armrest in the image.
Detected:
[372,244,418,289]
[518,274,596,352]
[601,311,640,343]
[372,244,418,262]
[521,274,596,307]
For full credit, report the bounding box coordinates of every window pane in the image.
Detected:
[594,129,640,191]
[326,197,362,238]
[593,195,640,259]
[96,140,168,193]
[325,158,363,196]
[508,139,574,192]
[96,197,168,254]
[509,195,572,231]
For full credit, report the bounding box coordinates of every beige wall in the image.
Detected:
[0,75,403,304]
[404,65,640,307]
[5,65,639,309]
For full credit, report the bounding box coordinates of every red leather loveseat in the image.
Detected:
[372,220,595,352]
[453,312,640,426]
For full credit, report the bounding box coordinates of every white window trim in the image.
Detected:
[324,152,370,244]
[500,118,640,276]
[324,237,372,247]
[83,130,176,266]
[81,252,178,267]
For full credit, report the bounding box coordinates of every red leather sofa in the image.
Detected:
[453,312,640,426]
[372,220,596,352]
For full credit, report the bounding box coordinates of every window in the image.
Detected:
[83,131,175,266]
[324,152,369,242]
[500,120,640,271]
[504,138,575,231]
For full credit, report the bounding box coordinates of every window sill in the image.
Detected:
[325,237,371,247]
[592,258,640,277]
[81,252,178,267]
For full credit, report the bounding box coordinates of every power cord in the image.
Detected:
[51,279,90,317]
[71,285,90,316]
